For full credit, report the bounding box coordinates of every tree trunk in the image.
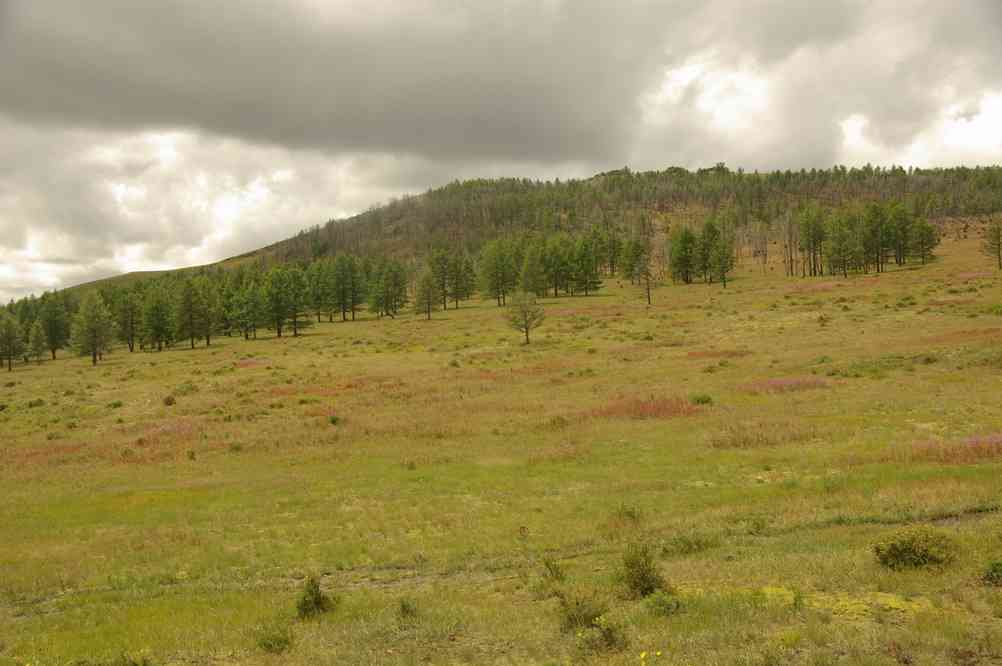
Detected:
[92,349,97,365]
[51,349,56,360]
[524,328,530,344]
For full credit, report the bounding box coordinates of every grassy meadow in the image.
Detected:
[4,233,1002,665]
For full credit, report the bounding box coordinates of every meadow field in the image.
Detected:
[3,233,1002,665]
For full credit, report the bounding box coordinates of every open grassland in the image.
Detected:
[4,236,1002,665]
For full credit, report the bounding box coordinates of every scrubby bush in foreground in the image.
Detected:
[873,527,957,570]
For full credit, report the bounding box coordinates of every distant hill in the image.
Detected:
[66,163,1002,293]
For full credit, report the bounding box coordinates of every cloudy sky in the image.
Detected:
[2,1,1001,301]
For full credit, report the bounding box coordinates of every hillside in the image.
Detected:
[61,164,1002,298]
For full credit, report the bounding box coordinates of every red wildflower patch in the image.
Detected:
[741,377,829,394]
[592,396,699,419]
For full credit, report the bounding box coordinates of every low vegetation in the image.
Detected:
[3,226,1002,664]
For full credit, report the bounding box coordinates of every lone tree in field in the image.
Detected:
[506,290,545,344]
[413,268,441,320]
[0,310,24,371]
[984,218,1002,270]
[71,292,116,365]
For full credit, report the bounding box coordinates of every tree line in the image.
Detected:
[0,188,976,371]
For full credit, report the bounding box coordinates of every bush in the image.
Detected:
[296,576,335,619]
[107,400,123,409]
[983,561,1002,586]
[555,587,607,633]
[618,542,666,598]
[27,398,45,408]
[690,393,713,405]
[163,395,176,406]
[873,527,958,570]
[645,589,683,617]
[575,614,628,654]
[256,620,292,654]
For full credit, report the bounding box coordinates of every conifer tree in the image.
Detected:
[28,320,46,364]
[413,268,440,320]
[265,266,292,337]
[0,310,23,371]
[39,295,70,359]
[71,292,116,365]
[519,241,548,297]
[506,291,546,344]
[983,218,1002,270]
[143,284,173,351]
[175,279,204,348]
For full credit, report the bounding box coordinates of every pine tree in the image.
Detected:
[669,228,697,284]
[572,236,603,295]
[286,265,312,336]
[0,310,23,371]
[911,219,940,264]
[697,218,720,282]
[143,284,173,351]
[175,279,204,348]
[710,226,736,288]
[195,275,223,345]
[39,295,70,359]
[429,249,451,311]
[116,289,142,352]
[265,266,293,337]
[519,241,548,297]
[506,291,546,344]
[71,292,116,365]
[983,218,1002,270]
[413,268,440,320]
[28,320,47,364]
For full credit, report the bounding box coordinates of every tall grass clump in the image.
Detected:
[296,576,335,618]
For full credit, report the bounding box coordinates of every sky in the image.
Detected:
[2,0,1002,301]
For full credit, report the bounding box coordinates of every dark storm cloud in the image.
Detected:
[0,1,690,164]
[1,0,1002,300]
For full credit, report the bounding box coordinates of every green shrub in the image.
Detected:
[296,576,335,618]
[555,587,607,633]
[983,561,1002,586]
[575,614,628,653]
[107,400,123,409]
[873,527,958,570]
[256,620,292,654]
[645,589,683,617]
[690,393,713,405]
[163,395,176,406]
[618,542,666,598]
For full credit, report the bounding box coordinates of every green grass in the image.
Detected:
[3,236,1002,664]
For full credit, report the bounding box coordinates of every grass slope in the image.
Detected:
[3,236,1002,665]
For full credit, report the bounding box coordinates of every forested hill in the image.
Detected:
[267,164,1002,264]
